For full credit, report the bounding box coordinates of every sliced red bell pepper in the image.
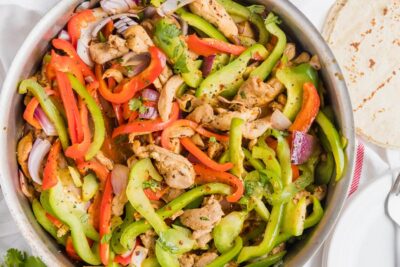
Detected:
[77,159,110,183]
[95,46,166,104]
[289,82,320,133]
[193,164,243,202]
[114,254,131,266]
[52,38,95,81]
[180,137,233,172]
[56,71,84,144]
[187,34,246,56]
[42,140,61,190]
[144,187,168,201]
[88,192,102,231]
[23,89,58,129]
[112,102,179,138]
[65,100,91,160]
[103,20,114,39]
[66,236,82,261]
[46,212,63,228]
[68,9,96,48]
[291,164,300,181]
[161,119,229,150]
[48,50,84,84]
[99,174,113,265]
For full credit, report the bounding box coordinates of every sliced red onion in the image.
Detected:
[201,55,216,77]
[130,246,148,266]
[100,0,136,15]
[126,61,150,78]
[143,6,157,18]
[121,52,150,66]
[19,171,33,199]
[271,109,292,131]
[77,38,93,67]
[91,13,138,39]
[58,30,70,41]
[139,106,158,120]
[291,131,316,165]
[75,0,98,12]
[142,89,159,102]
[34,107,57,136]
[157,0,196,16]
[28,138,51,185]
[111,164,129,195]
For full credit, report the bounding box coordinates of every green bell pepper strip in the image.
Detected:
[155,242,179,267]
[49,182,101,265]
[195,44,268,99]
[143,257,161,267]
[315,111,346,181]
[243,222,266,243]
[126,158,168,235]
[216,0,268,44]
[276,63,318,121]
[67,74,105,160]
[213,211,247,253]
[237,203,284,263]
[176,9,227,41]
[18,79,69,149]
[32,199,67,245]
[121,183,231,250]
[269,130,292,186]
[315,152,334,185]
[282,197,307,236]
[304,196,324,229]
[207,237,243,267]
[244,251,286,267]
[219,150,230,164]
[250,13,287,80]
[243,148,265,171]
[252,197,270,222]
[252,146,281,179]
[111,204,136,254]
[229,118,245,178]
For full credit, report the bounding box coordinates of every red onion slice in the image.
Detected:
[28,138,51,185]
[142,89,159,102]
[139,106,158,120]
[58,30,71,41]
[202,55,216,77]
[111,164,129,195]
[291,131,316,165]
[131,246,148,266]
[34,106,57,136]
[271,109,292,131]
[100,0,136,15]
[91,13,138,39]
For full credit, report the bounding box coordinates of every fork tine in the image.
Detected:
[391,172,400,195]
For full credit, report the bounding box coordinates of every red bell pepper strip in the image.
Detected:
[42,140,61,190]
[180,137,233,172]
[68,9,96,48]
[56,71,84,144]
[289,82,320,133]
[103,20,114,39]
[187,34,246,56]
[88,192,102,231]
[52,38,96,81]
[99,174,113,265]
[114,254,132,266]
[48,50,85,84]
[144,187,168,201]
[161,119,229,150]
[291,165,300,181]
[65,100,91,160]
[23,89,58,129]
[193,164,243,202]
[66,236,82,261]
[77,159,109,183]
[95,46,166,104]
[112,102,179,138]
[46,213,63,228]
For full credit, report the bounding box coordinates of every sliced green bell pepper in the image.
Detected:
[250,13,287,80]
[111,204,136,254]
[196,44,268,99]
[315,152,334,185]
[243,148,265,171]
[229,118,245,178]
[213,211,247,253]
[269,130,292,186]
[315,111,346,181]
[154,18,203,88]
[276,63,318,121]
[252,146,281,179]
[207,237,243,267]
[67,74,105,160]
[244,251,286,267]
[18,79,69,149]
[304,196,324,229]
[282,197,307,236]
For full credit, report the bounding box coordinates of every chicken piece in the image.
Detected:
[194,252,219,267]
[284,43,296,61]
[238,21,255,39]
[234,77,284,108]
[132,140,150,158]
[271,242,286,254]
[95,150,114,171]
[162,188,185,203]
[139,230,156,256]
[178,94,204,112]
[17,132,33,179]
[112,192,128,216]
[124,25,154,53]
[193,229,213,249]
[56,224,69,239]
[207,141,224,159]
[170,138,182,154]
[89,35,129,64]
[147,145,195,189]
[209,107,260,131]
[313,185,327,201]
[179,254,196,267]
[189,0,238,41]
[242,117,271,140]
[191,133,205,148]
[153,66,174,90]
[158,75,184,121]
[186,104,214,124]
[168,127,195,139]
[19,172,34,201]
[180,196,224,230]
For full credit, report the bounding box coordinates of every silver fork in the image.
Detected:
[386,172,400,266]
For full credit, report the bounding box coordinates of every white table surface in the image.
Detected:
[0,0,339,266]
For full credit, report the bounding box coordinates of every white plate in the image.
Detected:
[323,172,396,267]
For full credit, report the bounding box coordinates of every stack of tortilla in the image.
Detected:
[323,0,400,148]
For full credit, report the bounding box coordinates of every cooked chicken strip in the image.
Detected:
[89,35,129,64]
[186,104,214,124]
[209,107,260,131]
[189,0,238,41]
[158,75,184,121]
[194,252,219,267]
[17,132,33,179]
[147,145,195,189]
[242,117,272,140]
[124,25,154,53]
[234,77,284,107]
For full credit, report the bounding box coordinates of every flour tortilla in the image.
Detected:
[323,0,400,148]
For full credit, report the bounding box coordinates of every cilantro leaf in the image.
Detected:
[209,136,217,143]
[128,98,142,112]
[143,179,161,192]
[247,5,265,14]
[24,256,46,267]
[2,249,46,267]
[101,233,112,244]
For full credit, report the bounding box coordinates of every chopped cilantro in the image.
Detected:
[101,233,112,244]
[247,5,265,14]
[138,105,149,115]
[1,248,46,267]
[143,179,161,192]
[128,98,142,112]
[209,136,217,143]
[98,31,107,43]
